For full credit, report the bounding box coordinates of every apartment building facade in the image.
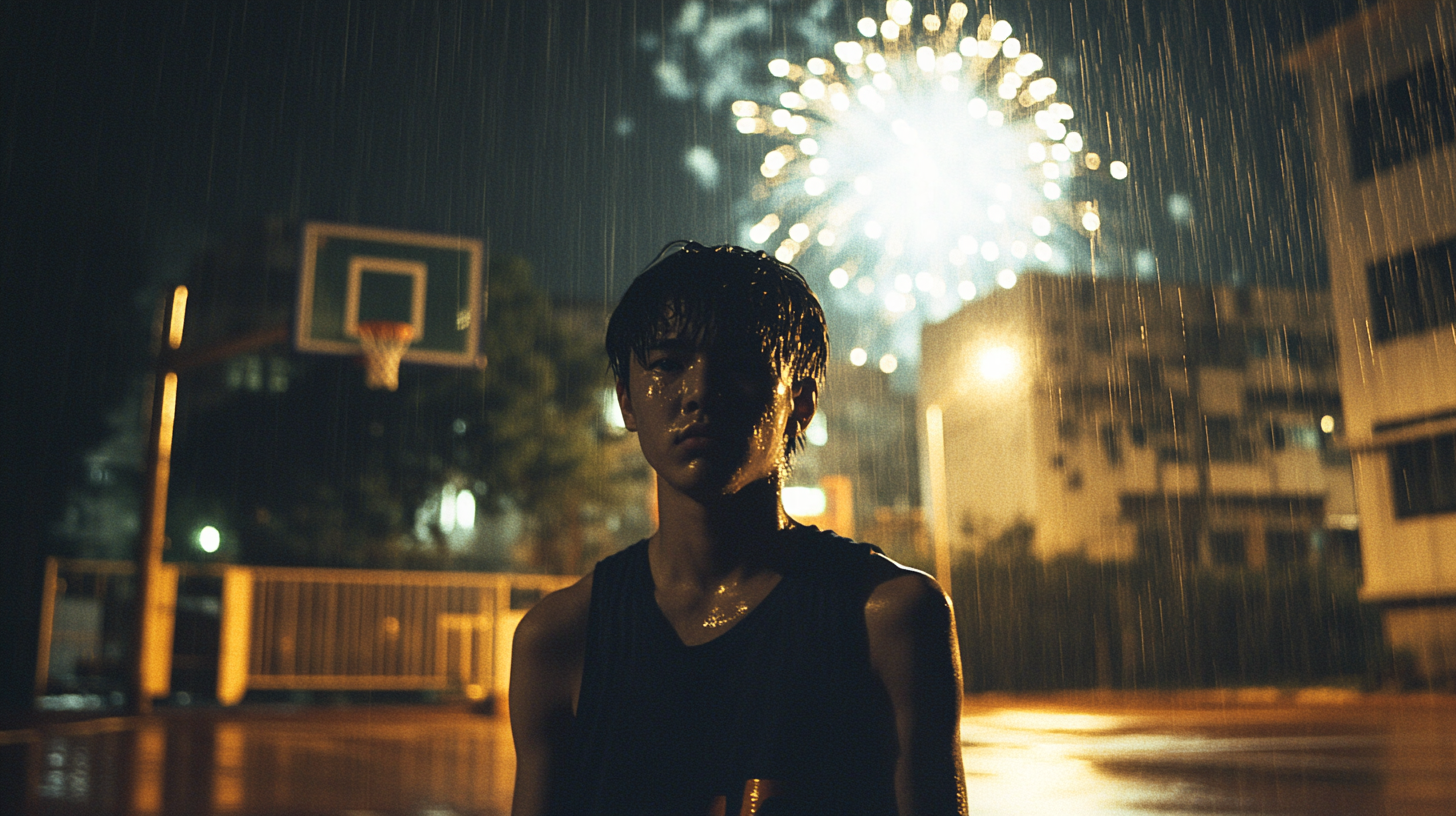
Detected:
[920,272,1356,569]
[1288,0,1456,683]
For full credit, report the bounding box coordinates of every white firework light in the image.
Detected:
[733,1,1129,374]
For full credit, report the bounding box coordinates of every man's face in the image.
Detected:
[617,332,816,502]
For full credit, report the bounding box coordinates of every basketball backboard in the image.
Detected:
[296,222,485,368]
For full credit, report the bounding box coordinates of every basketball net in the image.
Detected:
[357,321,415,391]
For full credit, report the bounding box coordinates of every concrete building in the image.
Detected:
[1287,0,1456,683]
[920,272,1357,569]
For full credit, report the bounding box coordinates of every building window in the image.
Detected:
[1368,235,1456,342]
[1348,51,1456,180]
[1100,423,1122,467]
[1265,530,1308,566]
[1209,531,1246,566]
[1205,416,1254,462]
[1391,432,1456,518]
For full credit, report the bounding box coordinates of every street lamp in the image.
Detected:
[198,525,221,554]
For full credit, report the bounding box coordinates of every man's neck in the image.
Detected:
[650,479,792,589]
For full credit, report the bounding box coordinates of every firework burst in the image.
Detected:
[731,1,1129,374]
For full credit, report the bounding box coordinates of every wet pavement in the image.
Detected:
[3,693,1454,815]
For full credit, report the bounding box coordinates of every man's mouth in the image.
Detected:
[675,424,713,444]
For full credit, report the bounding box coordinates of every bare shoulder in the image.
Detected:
[510,573,595,816]
[863,555,953,633]
[514,572,594,662]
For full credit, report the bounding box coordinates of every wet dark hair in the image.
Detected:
[606,241,828,455]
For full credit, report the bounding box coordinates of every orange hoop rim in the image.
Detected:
[356,320,416,343]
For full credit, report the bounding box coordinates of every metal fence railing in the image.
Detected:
[36,558,578,706]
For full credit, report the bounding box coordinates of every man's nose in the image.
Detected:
[680,356,717,412]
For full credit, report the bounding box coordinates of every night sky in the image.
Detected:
[0,0,1369,705]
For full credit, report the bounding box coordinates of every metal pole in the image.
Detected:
[130,286,185,714]
[926,403,953,599]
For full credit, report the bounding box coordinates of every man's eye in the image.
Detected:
[648,358,683,372]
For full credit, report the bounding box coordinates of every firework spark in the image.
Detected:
[731,1,1129,373]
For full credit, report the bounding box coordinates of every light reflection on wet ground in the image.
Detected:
[960,695,1456,815]
[4,695,1455,815]
[5,706,515,816]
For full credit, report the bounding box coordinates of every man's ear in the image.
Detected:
[789,377,818,437]
[615,378,638,432]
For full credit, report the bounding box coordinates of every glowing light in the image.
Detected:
[917,47,936,72]
[168,286,188,349]
[997,269,1018,289]
[724,6,1127,376]
[749,214,780,244]
[1321,415,1336,434]
[198,526,220,553]
[1085,152,1101,170]
[1110,160,1128,179]
[1028,77,1057,101]
[850,347,869,366]
[441,485,458,533]
[879,353,899,374]
[783,486,827,516]
[456,489,476,531]
[979,345,1019,382]
[1081,210,1101,231]
[737,118,760,134]
[806,413,829,446]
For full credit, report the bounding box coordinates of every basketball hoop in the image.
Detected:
[357,320,415,391]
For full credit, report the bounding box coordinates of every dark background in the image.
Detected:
[0,0,1370,708]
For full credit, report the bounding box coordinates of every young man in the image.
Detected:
[510,242,968,816]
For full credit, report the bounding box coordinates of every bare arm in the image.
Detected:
[509,575,592,816]
[865,566,969,816]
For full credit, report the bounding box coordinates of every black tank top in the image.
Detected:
[563,527,899,816]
